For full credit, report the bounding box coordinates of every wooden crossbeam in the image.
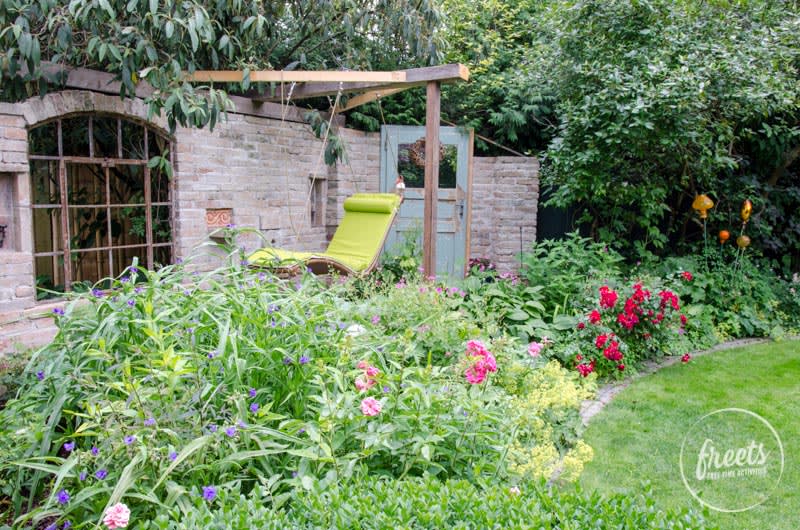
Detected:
[186,70,407,83]
[337,87,409,112]
[251,64,469,102]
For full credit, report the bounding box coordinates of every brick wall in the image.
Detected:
[470,157,540,272]
[0,89,540,354]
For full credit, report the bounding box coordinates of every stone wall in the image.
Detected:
[470,157,540,272]
[0,89,539,354]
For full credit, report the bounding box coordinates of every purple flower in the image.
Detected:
[169,451,178,461]
[176,257,183,264]
[371,315,380,325]
[127,299,135,307]
[241,259,249,267]
[202,485,217,502]
[294,281,302,290]
[237,420,247,428]
[270,319,277,328]
[79,471,87,481]
[144,417,156,427]
[95,469,108,480]
[382,386,390,393]
[91,446,99,456]
[225,426,237,437]
[124,435,136,445]
[120,277,130,283]
[338,322,346,329]
[91,288,104,298]
[257,272,267,281]
[130,266,139,274]
[282,357,292,365]
[299,355,310,365]
[45,524,57,530]
[208,424,218,433]
[297,428,305,434]
[63,521,72,529]
[249,388,257,398]
[208,351,217,359]
[63,441,75,452]
[292,471,298,478]
[56,489,70,505]
[183,289,191,296]
[249,402,259,413]
[52,308,64,316]
[36,370,45,381]
[267,304,279,314]
[134,287,143,294]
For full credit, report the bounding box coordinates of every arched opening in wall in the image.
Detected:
[29,114,174,298]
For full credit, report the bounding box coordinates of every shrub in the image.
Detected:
[133,476,713,530]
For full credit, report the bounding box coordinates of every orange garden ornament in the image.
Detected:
[719,230,730,244]
[737,235,751,249]
[740,199,753,223]
[692,194,714,219]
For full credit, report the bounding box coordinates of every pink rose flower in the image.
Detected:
[357,360,369,370]
[464,365,486,384]
[527,342,543,357]
[355,378,376,392]
[103,502,131,529]
[360,397,382,416]
[365,366,380,377]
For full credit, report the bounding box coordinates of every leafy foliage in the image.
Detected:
[134,476,712,530]
[0,0,443,131]
[0,245,592,526]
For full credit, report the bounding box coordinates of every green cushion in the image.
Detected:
[343,194,399,214]
[249,247,314,266]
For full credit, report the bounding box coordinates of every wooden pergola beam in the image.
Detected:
[186,70,407,84]
[248,63,469,102]
[337,87,409,113]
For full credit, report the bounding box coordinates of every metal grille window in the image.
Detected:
[29,115,174,296]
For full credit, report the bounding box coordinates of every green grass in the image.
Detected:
[580,340,800,530]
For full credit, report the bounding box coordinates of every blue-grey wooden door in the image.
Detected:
[380,125,471,278]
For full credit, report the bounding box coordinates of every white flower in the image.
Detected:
[345,324,366,338]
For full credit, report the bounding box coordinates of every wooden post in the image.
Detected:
[423,81,441,277]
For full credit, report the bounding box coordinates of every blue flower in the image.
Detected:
[208,424,218,433]
[249,402,259,413]
[63,521,72,529]
[183,289,191,296]
[257,272,267,281]
[299,355,310,365]
[225,426,237,437]
[382,386,390,393]
[91,288,104,298]
[91,446,99,456]
[95,469,108,480]
[202,485,217,502]
[124,435,136,445]
[36,370,45,381]
[63,441,75,452]
[144,417,156,427]
[126,299,135,307]
[169,451,178,461]
[79,471,87,481]
[52,308,64,316]
[56,489,70,505]
[45,524,57,530]
[248,388,257,398]
[282,357,292,365]
[207,351,217,359]
[134,287,143,294]
[120,277,129,283]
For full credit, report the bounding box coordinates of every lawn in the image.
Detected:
[580,340,800,530]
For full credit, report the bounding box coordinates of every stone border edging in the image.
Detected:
[579,338,773,426]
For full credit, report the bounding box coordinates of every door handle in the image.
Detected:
[458,199,465,219]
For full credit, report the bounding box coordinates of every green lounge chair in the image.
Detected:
[249,193,401,276]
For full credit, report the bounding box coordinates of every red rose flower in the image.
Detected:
[682,271,693,281]
[588,310,602,325]
[577,322,586,330]
[681,353,691,363]
[599,286,619,309]
[617,363,625,371]
[595,334,609,349]
[680,314,688,326]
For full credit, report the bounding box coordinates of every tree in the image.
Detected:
[0,0,443,131]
